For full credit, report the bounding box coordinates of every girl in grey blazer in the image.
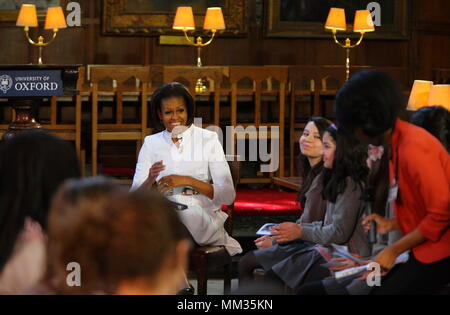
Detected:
[239,125,371,292]
[238,117,332,286]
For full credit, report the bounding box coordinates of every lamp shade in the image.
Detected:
[325,8,346,31]
[353,10,375,33]
[428,84,450,110]
[203,7,225,30]
[44,7,67,29]
[173,7,195,30]
[407,80,433,110]
[16,4,38,27]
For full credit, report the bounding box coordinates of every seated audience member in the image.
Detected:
[299,89,450,296]
[131,82,241,256]
[131,82,241,293]
[239,125,371,293]
[298,148,404,295]
[238,117,332,286]
[0,130,80,294]
[334,69,450,295]
[410,106,449,152]
[44,177,190,295]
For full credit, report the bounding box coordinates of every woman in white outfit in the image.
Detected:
[131,82,242,257]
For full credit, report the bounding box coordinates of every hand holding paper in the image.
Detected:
[270,222,302,243]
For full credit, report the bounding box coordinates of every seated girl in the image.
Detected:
[241,125,371,293]
[298,143,403,295]
[238,117,332,285]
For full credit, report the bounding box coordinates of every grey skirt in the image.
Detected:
[253,240,314,270]
[254,240,326,290]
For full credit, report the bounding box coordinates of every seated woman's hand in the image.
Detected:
[373,246,399,271]
[358,247,399,282]
[254,235,273,250]
[146,161,165,186]
[270,222,302,243]
[157,175,190,193]
[362,214,398,234]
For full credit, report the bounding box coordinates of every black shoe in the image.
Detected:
[177,284,195,295]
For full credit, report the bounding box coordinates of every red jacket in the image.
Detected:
[390,119,450,264]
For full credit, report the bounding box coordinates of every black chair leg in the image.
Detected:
[197,270,208,295]
[224,263,232,294]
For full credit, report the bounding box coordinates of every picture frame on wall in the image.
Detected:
[265,0,410,39]
[0,0,62,22]
[102,0,248,37]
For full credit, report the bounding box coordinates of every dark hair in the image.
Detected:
[322,126,370,203]
[48,177,189,294]
[410,106,450,152]
[0,130,80,272]
[150,82,195,131]
[47,176,122,294]
[104,190,189,292]
[334,70,403,137]
[297,117,333,208]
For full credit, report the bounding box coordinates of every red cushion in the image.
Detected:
[222,188,302,216]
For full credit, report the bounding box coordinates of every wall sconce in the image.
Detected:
[408,80,450,111]
[173,6,225,92]
[16,4,67,65]
[325,8,375,81]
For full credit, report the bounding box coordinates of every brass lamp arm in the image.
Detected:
[332,31,366,49]
[23,26,60,64]
[42,29,59,46]
[352,32,366,47]
[198,30,216,47]
[182,29,217,47]
[24,27,59,47]
[24,28,38,45]
[177,27,220,93]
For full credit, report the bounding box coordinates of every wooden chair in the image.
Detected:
[40,66,85,173]
[229,66,288,183]
[90,66,150,181]
[287,66,318,176]
[189,155,241,295]
[163,66,227,127]
[315,65,355,120]
[148,64,164,94]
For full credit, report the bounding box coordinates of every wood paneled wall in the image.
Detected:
[1,0,449,90]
